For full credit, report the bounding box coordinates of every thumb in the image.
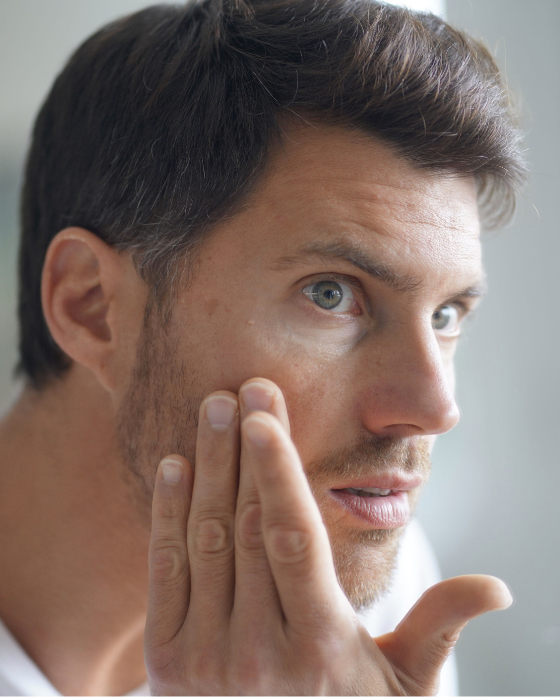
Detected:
[375,575,512,696]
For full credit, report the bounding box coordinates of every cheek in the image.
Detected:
[209,314,356,457]
[175,292,360,461]
[269,349,353,465]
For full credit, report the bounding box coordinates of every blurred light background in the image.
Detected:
[0,1,558,694]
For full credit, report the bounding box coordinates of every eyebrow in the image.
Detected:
[270,240,487,299]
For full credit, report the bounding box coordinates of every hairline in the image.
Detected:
[144,118,492,310]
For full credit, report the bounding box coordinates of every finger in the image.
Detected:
[376,574,513,695]
[242,411,349,636]
[240,377,291,435]
[146,455,194,649]
[186,392,240,629]
[231,381,287,628]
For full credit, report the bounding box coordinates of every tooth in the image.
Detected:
[343,487,393,497]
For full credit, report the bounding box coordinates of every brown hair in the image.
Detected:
[18,0,527,387]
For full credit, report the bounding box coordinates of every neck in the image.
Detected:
[0,369,150,695]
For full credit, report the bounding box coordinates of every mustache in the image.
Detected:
[306,434,431,484]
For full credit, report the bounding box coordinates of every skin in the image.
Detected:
[0,123,510,695]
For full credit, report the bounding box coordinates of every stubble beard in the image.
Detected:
[116,307,203,524]
[117,311,431,611]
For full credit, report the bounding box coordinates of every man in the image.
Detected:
[0,0,526,694]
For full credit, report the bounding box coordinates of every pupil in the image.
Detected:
[433,307,450,329]
[312,281,343,309]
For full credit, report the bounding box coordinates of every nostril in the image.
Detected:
[376,423,427,438]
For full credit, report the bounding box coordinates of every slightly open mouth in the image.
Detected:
[341,487,394,497]
[330,488,410,528]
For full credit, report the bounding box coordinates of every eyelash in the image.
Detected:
[455,301,476,325]
[302,273,363,293]
[301,274,364,312]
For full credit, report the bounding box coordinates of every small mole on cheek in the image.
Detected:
[205,299,219,316]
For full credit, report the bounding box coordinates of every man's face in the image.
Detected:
[118,124,483,608]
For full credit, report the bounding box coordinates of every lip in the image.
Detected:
[328,472,424,529]
[330,472,424,493]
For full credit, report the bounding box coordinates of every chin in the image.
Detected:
[330,526,405,611]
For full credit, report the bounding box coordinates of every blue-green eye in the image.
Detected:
[303,280,357,313]
[432,305,460,336]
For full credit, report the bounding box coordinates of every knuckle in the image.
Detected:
[190,515,233,557]
[153,495,184,522]
[190,643,220,677]
[150,539,188,582]
[231,656,269,693]
[406,632,458,693]
[146,642,178,678]
[311,632,344,660]
[435,630,460,658]
[229,639,276,693]
[265,523,312,564]
[187,642,227,693]
[236,502,263,551]
[421,631,461,672]
[290,626,345,667]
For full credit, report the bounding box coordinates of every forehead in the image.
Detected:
[209,122,482,291]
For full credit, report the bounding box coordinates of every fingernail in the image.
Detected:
[206,395,237,429]
[241,382,274,412]
[244,415,272,446]
[161,459,183,483]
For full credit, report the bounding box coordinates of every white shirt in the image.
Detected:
[0,519,457,696]
[359,519,459,696]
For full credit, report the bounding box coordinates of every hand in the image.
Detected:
[144,378,511,695]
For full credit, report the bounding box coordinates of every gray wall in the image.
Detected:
[0,1,558,695]
[0,0,153,410]
[417,1,560,694]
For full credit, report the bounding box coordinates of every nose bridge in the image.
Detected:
[360,321,460,437]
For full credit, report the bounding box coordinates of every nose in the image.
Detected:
[358,324,460,438]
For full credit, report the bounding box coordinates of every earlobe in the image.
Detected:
[41,227,125,392]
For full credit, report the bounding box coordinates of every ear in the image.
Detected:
[41,227,148,393]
